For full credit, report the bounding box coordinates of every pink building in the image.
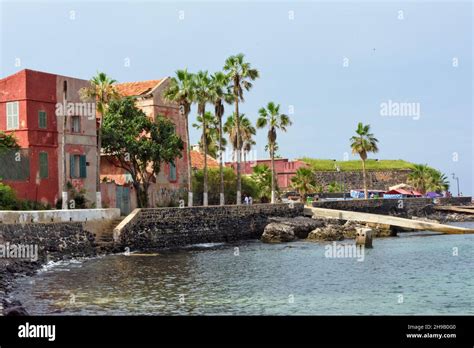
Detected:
[225,158,308,189]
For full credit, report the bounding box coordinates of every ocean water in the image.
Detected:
[10,222,474,315]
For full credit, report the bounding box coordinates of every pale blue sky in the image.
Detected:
[1,0,472,194]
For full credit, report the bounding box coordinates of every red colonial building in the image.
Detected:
[0,69,98,205]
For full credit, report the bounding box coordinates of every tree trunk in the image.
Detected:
[235,95,241,205]
[96,121,102,208]
[184,110,193,207]
[271,144,276,204]
[362,159,368,199]
[218,113,224,206]
[202,106,208,206]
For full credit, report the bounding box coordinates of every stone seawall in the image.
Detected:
[0,222,97,314]
[115,203,304,250]
[312,197,472,216]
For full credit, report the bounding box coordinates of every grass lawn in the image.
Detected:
[299,158,416,171]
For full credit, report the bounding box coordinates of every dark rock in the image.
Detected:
[268,216,325,238]
[261,223,296,243]
[2,299,29,316]
[307,225,345,241]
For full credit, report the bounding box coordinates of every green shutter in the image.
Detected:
[70,154,75,178]
[39,111,47,129]
[79,155,87,178]
[169,162,176,181]
[39,152,48,179]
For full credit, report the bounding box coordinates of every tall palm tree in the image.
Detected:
[407,164,449,193]
[223,113,255,164]
[256,102,292,204]
[163,69,195,206]
[223,54,259,205]
[291,167,317,201]
[193,71,213,206]
[209,72,231,205]
[79,72,119,208]
[192,112,227,159]
[349,122,379,199]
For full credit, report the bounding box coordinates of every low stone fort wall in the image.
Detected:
[114,203,304,250]
[312,197,471,215]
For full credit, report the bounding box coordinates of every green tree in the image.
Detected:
[251,164,274,203]
[209,71,232,206]
[407,164,449,193]
[223,53,259,205]
[257,102,292,203]
[193,167,259,205]
[290,167,317,199]
[163,69,195,206]
[101,98,184,207]
[0,131,19,151]
[349,122,379,199]
[223,113,255,163]
[79,72,120,208]
[192,111,226,159]
[193,71,213,206]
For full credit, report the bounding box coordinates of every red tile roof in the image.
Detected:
[191,150,219,170]
[114,79,162,97]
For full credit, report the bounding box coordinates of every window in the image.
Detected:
[169,162,177,181]
[70,154,87,178]
[71,116,81,133]
[39,152,48,179]
[38,111,47,129]
[6,101,19,130]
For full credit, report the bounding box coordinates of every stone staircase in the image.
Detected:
[85,217,125,250]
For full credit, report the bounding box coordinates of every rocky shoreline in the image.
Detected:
[1,210,472,316]
[261,212,474,244]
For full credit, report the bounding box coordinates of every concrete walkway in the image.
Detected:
[304,207,474,234]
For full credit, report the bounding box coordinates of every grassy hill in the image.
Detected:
[300,158,416,172]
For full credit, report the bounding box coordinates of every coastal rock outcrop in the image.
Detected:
[261,217,325,243]
[307,225,345,241]
[261,222,296,243]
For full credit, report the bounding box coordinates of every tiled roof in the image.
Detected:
[191,150,219,170]
[114,79,162,97]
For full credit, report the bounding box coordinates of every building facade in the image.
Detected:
[0,69,97,206]
[100,78,189,209]
[225,158,308,190]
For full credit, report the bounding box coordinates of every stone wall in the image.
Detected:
[115,203,304,250]
[0,222,96,262]
[313,170,412,191]
[436,197,472,205]
[312,198,433,216]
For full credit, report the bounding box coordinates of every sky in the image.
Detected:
[0,0,472,194]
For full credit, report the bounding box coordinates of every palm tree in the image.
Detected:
[223,113,255,164]
[291,167,317,200]
[79,72,120,208]
[163,69,195,206]
[223,54,259,205]
[192,112,227,159]
[256,102,292,203]
[251,164,273,203]
[407,164,449,193]
[193,71,213,206]
[209,72,231,205]
[349,122,379,199]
